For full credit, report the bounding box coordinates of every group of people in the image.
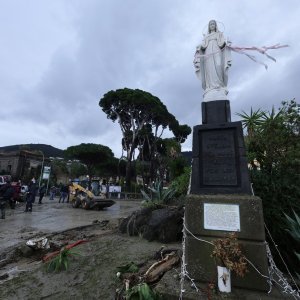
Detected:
[0,179,38,218]
[49,184,70,202]
[25,182,71,208]
[0,179,71,220]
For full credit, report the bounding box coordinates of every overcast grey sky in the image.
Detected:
[0,1,298,157]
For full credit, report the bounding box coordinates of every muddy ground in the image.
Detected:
[0,196,142,253]
[0,197,181,299]
[0,197,297,299]
[0,225,180,299]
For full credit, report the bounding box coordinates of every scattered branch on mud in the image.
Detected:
[43,240,87,272]
[115,247,180,299]
[43,240,88,262]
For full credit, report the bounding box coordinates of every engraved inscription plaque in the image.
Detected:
[201,129,238,186]
[204,203,241,231]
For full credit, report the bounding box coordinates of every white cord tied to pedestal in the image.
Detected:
[181,169,299,299]
[180,212,200,300]
[180,215,300,300]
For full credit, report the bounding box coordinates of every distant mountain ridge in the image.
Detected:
[0,144,64,158]
[0,144,191,161]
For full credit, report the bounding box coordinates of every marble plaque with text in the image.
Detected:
[204,203,240,231]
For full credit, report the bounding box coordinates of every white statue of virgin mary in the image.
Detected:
[194,20,232,102]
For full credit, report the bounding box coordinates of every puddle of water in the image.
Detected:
[0,261,42,284]
[0,266,22,284]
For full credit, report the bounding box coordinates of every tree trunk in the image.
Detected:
[125,160,131,191]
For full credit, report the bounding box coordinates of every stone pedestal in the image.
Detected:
[202,100,231,124]
[185,194,269,292]
[190,121,252,195]
[185,99,269,292]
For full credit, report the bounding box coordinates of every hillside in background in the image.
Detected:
[0,144,192,162]
[0,144,64,158]
[181,151,192,165]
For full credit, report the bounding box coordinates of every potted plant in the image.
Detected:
[212,233,248,293]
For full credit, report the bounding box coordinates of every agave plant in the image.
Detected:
[284,210,300,278]
[141,180,176,207]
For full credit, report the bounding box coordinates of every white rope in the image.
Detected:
[180,216,300,299]
[249,186,300,299]
[244,256,270,280]
[180,176,300,298]
[183,222,214,246]
[264,228,300,299]
[180,213,201,300]
[265,223,300,292]
[244,255,273,294]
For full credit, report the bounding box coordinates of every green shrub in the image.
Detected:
[238,100,300,272]
[116,262,139,274]
[126,283,162,300]
[141,180,176,208]
[284,210,300,278]
[170,166,191,198]
[46,247,80,272]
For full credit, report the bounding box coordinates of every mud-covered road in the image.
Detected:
[0,196,184,299]
[0,196,141,253]
[0,198,294,300]
[0,197,292,299]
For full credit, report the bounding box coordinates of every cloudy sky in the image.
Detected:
[0,1,298,157]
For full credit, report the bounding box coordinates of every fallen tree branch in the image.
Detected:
[42,240,88,262]
[144,251,180,283]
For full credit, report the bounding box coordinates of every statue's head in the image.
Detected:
[208,20,217,33]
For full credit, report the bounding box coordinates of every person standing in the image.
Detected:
[59,185,69,203]
[66,183,72,203]
[38,184,46,204]
[25,181,36,212]
[0,181,14,219]
[0,197,5,219]
[49,185,56,200]
[12,180,22,208]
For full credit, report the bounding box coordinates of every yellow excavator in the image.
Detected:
[69,183,115,210]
